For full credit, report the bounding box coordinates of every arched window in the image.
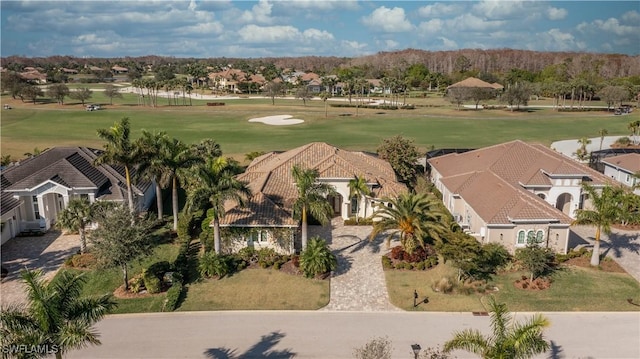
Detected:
[526,230,536,244]
[517,230,526,245]
[536,230,544,243]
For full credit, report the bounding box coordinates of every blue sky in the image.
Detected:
[1,1,638,58]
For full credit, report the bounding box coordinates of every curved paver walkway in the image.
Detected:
[310,218,400,312]
[0,230,79,306]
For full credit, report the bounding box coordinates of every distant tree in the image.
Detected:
[0,269,116,359]
[263,81,284,105]
[21,84,44,104]
[446,87,471,110]
[598,128,609,151]
[1,154,12,166]
[47,83,69,104]
[295,86,312,106]
[103,84,123,105]
[628,120,640,145]
[89,204,155,291]
[501,82,533,111]
[0,72,26,99]
[376,135,420,184]
[320,91,330,117]
[154,65,176,82]
[469,87,495,109]
[574,137,591,161]
[69,87,93,105]
[453,55,472,73]
[598,85,629,110]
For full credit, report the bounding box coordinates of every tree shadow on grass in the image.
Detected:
[204,331,295,359]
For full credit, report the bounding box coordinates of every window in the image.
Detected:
[536,230,544,243]
[249,230,268,243]
[517,230,526,245]
[351,198,358,214]
[527,230,537,244]
[32,196,40,219]
[625,174,631,183]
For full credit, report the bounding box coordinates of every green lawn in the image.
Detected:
[178,269,330,311]
[386,262,640,312]
[2,92,638,160]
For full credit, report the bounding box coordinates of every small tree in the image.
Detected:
[515,243,555,284]
[69,87,93,105]
[89,204,156,291]
[21,84,44,104]
[320,91,330,117]
[598,128,609,151]
[377,135,420,185]
[103,84,123,105]
[574,137,591,161]
[263,81,283,105]
[47,83,69,104]
[446,87,471,110]
[295,86,312,106]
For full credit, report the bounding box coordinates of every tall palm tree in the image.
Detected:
[348,175,371,223]
[186,157,250,253]
[598,128,609,151]
[0,269,116,359]
[370,192,448,254]
[95,117,136,210]
[573,184,621,266]
[291,165,337,250]
[163,137,202,231]
[443,296,550,359]
[56,198,93,254]
[134,130,169,220]
[628,120,640,145]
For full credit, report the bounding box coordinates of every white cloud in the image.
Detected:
[622,10,640,23]
[472,0,528,19]
[417,19,444,35]
[447,13,505,32]
[240,0,274,25]
[237,24,299,43]
[302,28,334,41]
[361,6,413,33]
[274,0,358,10]
[534,28,585,52]
[546,7,567,21]
[418,3,460,17]
[177,21,224,35]
[438,37,458,49]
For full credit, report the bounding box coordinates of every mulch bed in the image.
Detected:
[563,256,627,273]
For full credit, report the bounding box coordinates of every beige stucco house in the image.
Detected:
[602,153,640,195]
[428,140,612,254]
[217,142,406,253]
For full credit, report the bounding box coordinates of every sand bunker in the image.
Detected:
[248,115,304,126]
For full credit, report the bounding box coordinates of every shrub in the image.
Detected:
[257,248,279,268]
[381,255,393,270]
[273,261,281,270]
[163,282,184,312]
[353,336,392,359]
[515,243,556,283]
[65,253,97,268]
[415,261,426,270]
[199,251,230,278]
[129,275,145,294]
[177,212,195,239]
[300,237,337,278]
[432,276,454,294]
[142,269,162,294]
[343,217,374,226]
[237,247,258,263]
[390,246,404,261]
[403,262,413,270]
[291,255,300,268]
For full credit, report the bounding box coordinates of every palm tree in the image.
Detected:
[0,269,116,359]
[443,296,550,359]
[370,192,448,254]
[598,128,609,151]
[56,198,93,254]
[186,157,250,253]
[95,117,136,210]
[291,165,337,250]
[573,184,621,266]
[162,137,202,231]
[348,175,371,223]
[134,130,169,220]
[574,137,591,161]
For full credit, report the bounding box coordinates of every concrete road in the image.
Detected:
[67,311,640,359]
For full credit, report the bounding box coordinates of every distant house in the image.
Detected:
[111,66,129,74]
[61,68,78,74]
[602,153,640,195]
[208,68,246,93]
[447,77,497,91]
[428,140,612,254]
[19,70,47,84]
[217,142,406,253]
[0,147,154,245]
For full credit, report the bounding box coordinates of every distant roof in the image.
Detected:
[447,77,496,89]
[601,153,640,173]
[429,140,613,225]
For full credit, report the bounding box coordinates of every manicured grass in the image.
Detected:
[386,262,640,312]
[178,268,330,311]
[2,93,638,160]
[56,241,181,314]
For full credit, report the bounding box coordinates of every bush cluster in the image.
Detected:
[390,245,435,263]
[64,253,96,268]
[343,217,374,226]
[555,247,589,263]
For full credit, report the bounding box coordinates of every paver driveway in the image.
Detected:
[310,218,400,312]
[0,230,79,306]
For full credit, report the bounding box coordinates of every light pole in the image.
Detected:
[411,344,421,359]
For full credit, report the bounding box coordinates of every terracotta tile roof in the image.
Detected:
[221,193,296,227]
[602,153,640,173]
[222,142,406,227]
[428,140,610,225]
[447,77,496,89]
